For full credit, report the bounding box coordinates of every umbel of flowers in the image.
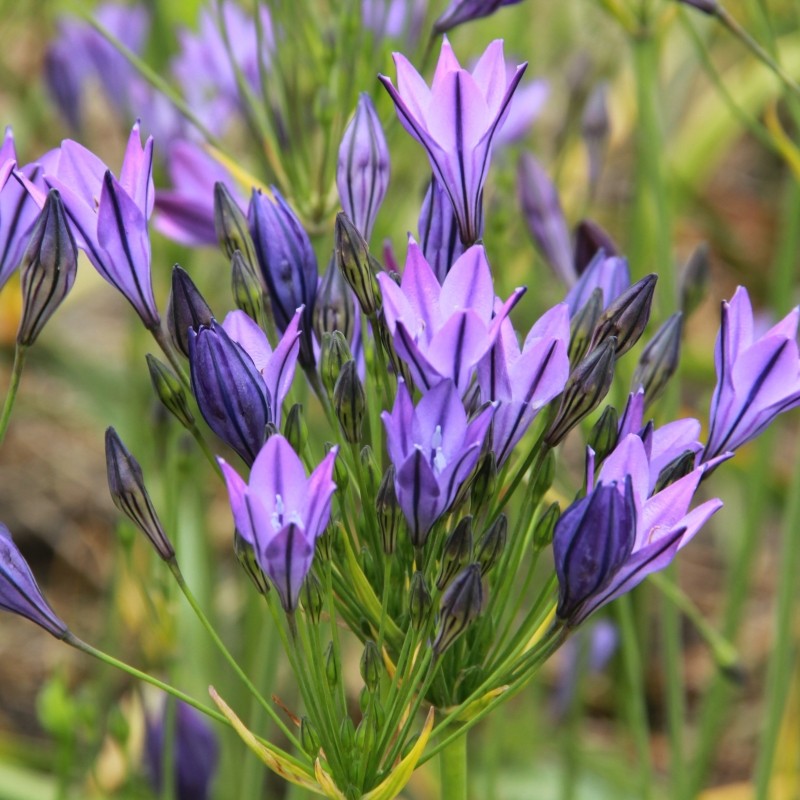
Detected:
[1,24,800,800]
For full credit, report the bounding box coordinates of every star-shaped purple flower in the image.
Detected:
[378,240,524,395]
[219,436,337,612]
[704,286,800,460]
[379,38,526,245]
[382,379,494,547]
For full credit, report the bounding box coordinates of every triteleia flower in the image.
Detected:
[249,188,317,365]
[337,94,390,241]
[145,700,219,800]
[0,523,68,639]
[564,251,630,317]
[434,0,524,34]
[34,123,159,329]
[418,176,465,284]
[379,39,527,245]
[378,240,524,395]
[382,379,494,547]
[704,286,800,460]
[477,303,570,464]
[219,435,338,611]
[555,433,722,626]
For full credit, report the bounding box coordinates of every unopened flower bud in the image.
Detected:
[360,445,380,499]
[284,403,308,453]
[534,502,561,549]
[529,449,556,505]
[475,515,507,576]
[360,640,382,692]
[214,182,258,270]
[17,189,78,346]
[168,265,214,358]
[325,641,339,690]
[437,516,473,590]
[327,441,349,491]
[301,572,323,623]
[591,274,657,357]
[569,288,603,365]
[588,405,619,463]
[677,0,718,15]
[105,427,174,560]
[654,449,697,493]
[146,354,195,429]
[333,360,366,443]
[300,717,321,758]
[470,451,497,511]
[409,571,432,631]
[573,220,619,275]
[632,312,683,407]
[463,381,482,418]
[581,83,610,191]
[354,714,376,753]
[546,337,617,446]
[231,250,267,326]
[680,243,710,318]
[335,213,381,316]
[433,563,483,655]
[320,331,353,398]
[234,530,270,595]
[376,466,402,554]
[314,256,357,344]
[419,176,465,283]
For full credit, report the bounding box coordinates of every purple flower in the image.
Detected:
[555,433,722,626]
[219,435,337,611]
[379,39,526,245]
[337,94,390,241]
[382,379,494,547]
[704,287,800,460]
[145,700,219,800]
[378,240,524,394]
[30,123,158,329]
[434,0,524,34]
[0,523,68,639]
[362,0,426,43]
[564,252,630,317]
[155,141,244,246]
[494,77,549,147]
[418,176,465,284]
[477,303,570,464]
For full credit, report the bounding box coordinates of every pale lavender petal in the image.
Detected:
[426,310,491,391]
[598,434,650,512]
[382,379,416,465]
[471,40,511,116]
[440,244,494,321]
[396,447,444,544]
[218,459,253,545]
[303,448,338,539]
[249,435,308,519]
[410,378,467,459]
[222,310,273,372]
[617,390,645,439]
[263,523,315,611]
[52,140,107,206]
[262,307,302,416]
[401,239,443,335]
[119,122,155,217]
[524,302,570,348]
[638,470,702,550]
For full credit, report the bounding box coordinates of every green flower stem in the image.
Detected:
[0,343,27,448]
[151,325,191,390]
[323,562,349,720]
[186,421,224,478]
[167,560,302,750]
[490,436,550,520]
[753,444,800,798]
[615,595,654,800]
[439,728,468,800]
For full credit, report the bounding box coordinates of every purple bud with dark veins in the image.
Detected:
[581,83,610,192]
[0,523,69,639]
[314,254,357,344]
[591,274,657,356]
[17,189,78,346]
[569,287,604,366]
[419,176,465,284]
[168,265,215,358]
[337,93,390,241]
[335,212,382,317]
[214,182,258,271]
[573,219,619,275]
[680,242,710,318]
[105,427,174,561]
[677,0,718,15]
[632,312,683,408]
[433,563,483,655]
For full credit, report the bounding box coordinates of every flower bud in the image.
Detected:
[433,563,483,655]
[409,571,432,631]
[569,287,603,366]
[632,312,683,407]
[335,212,381,316]
[284,403,308,454]
[325,641,339,691]
[680,243,710,318]
[376,465,402,554]
[591,273,657,357]
[214,182,258,271]
[231,250,267,326]
[105,427,174,560]
[546,338,617,446]
[339,717,356,755]
[573,219,619,275]
[418,176,465,284]
[320,330,354,398]
[470,451,497,511]
[301,571,323,623]
[533,502,560,550]
[17,189,78,346]
[360,639,382,692]
[654,449,697,493]
[475,515,507,576]
[333,360,366,444]
[314,255,357,344]
[436,516,473,590]
[168,265,214,358]
[588,404,619,463]
[354,714,376,753]
[529,449,556,506]
[300,717,322,758]
[360,445,380,499]
[337,94,390,241]
[327,441,349,491]
[581,83,610,191]
[234,530,270,595]
[146,354,195,429]
[677,0,718,14]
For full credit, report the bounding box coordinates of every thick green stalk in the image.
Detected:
[0,343,27,447]
[439,731,468,800]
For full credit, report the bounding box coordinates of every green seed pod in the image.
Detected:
[320,331,353,398]
[588,404,619,463]
[436,516,473,590]
[333,360,366,444]
[533,502,560,550]
[475,514,507,576]
[409,571,432,631]
[146,354,195,430]
[360,640,382,693]
[569,287,603,366]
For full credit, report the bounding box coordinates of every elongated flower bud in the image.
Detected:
[325,641,339,690]
[231,250,266,325]
[433,563,483,655]
[17,189,78,346]
[569,287,603,366]
[654,449,697,493]
[335,213,381,316]
[581,84,609,191]
[437,516,473,590]
[632,312,683,407]
[546,337,617,446]
[337,94,390,241]
[376,465,402,554]
[419,176,465,284]
[677,0,718,14]
[301,571,323,623]
[284,403,308,453]
[334,361,366,444]
[314,255,357,344]
[533,502,560,550]
[214,182,258,271]
[475,514,507,576]
[360,639,382,692]
[591,274,657,356]
[320,331,353,398]
[470,451,497,512]
[680,243,710,318]
[300,717,322,758]
[573,219,619,275]
[409,570,432,630]
[588,405,619,463]
[234,531,270,595]
[146,354,195,429]
[168,265,214,358]
[105,427,174,560]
